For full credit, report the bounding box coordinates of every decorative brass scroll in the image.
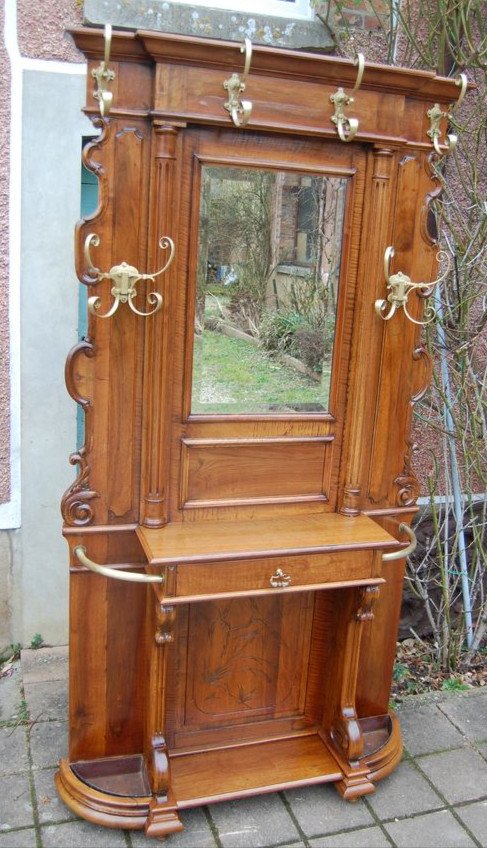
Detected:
[330,54,365,143]
[223,39,253,128]
[427,73,468,157]
[84,234,175,319]
[92,24,115,117]
[375,246,450,325]
[382,524,417,562]
[74,545,164,583]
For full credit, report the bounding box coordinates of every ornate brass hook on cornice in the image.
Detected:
[223,38,253,128]
[92,24,115,117]
[84,233,175,319]
[330,53,365,143]
[427,72,468,157]
[375,246,450,325]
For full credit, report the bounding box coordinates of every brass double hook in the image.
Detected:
[92,24,115,117]
[223,39,253,128]
[330,54,365,143]
[84,233,175,319]
[427,73,468,157]
[375,246,451,325]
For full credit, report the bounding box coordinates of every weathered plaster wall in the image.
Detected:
[0,1,12,507]
[17,0,83,61]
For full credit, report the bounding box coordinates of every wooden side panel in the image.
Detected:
[365,153,437,509]
[68,530,148,761]
[338,147,397,516]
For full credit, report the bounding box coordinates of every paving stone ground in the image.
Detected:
[0,647,486,848]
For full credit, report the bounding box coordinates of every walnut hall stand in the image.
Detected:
[56,26,461,839]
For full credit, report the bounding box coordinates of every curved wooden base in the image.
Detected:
[55,715,402,835]
[55,760,182,835]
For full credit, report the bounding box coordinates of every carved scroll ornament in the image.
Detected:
[61,447,99,527]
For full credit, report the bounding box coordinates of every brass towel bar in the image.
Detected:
[74,545,164,583]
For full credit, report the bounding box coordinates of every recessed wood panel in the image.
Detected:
[183,594,314,729]
[181,439,329,506]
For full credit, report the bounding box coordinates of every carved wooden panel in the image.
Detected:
[180,437,332,507]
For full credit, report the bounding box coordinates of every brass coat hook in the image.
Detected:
[223,39,253,128]
[427,72,468,157]
[375,246,451,325]
[330,53,365,143]
[84,234,175,319]
[92,24,115,117]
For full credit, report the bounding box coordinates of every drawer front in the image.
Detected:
[169,550,377,600]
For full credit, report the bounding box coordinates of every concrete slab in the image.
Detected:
[29,720,68,770]
[0,726,29,776]
[20,647,68,685]
[0,772,34,830]
[131,806,217,847]
[416,748,487,804]
[455,799,487,845]
[439,691,487,743]
[41,820,126,847]
[309,826,391,847]
[366,760,443,819]
[0,828,38,847]
[209,792,300,848]
[32,768,76,824]
[84,0,335,52]
[284,783,374,836]
[23,680,68,723]
[0,661,24,724]
[398,702,467,755]
[384,809,476,847]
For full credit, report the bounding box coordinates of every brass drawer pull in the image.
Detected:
[382,524,417,562]
[74,545,164,583]
[270,568,291,588]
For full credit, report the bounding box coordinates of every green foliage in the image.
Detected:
[30,633,44,650]
[392,661,410,683]
[0,643,21,665]
[17,698,29,722]
[441,678,470,692]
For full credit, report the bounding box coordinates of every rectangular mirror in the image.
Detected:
[191,166,348,415]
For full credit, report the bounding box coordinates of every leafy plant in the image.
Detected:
[392,661,411,683]
[30,633,44,650]
[441,678,470,692]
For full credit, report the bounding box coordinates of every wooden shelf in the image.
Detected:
[170,735,342,806]
[137,513,400,566]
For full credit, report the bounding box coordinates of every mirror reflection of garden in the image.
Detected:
[192,166,347,415]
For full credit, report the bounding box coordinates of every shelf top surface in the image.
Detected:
[137,513,400,565]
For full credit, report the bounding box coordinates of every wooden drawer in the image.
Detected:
[164,550,378,602]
